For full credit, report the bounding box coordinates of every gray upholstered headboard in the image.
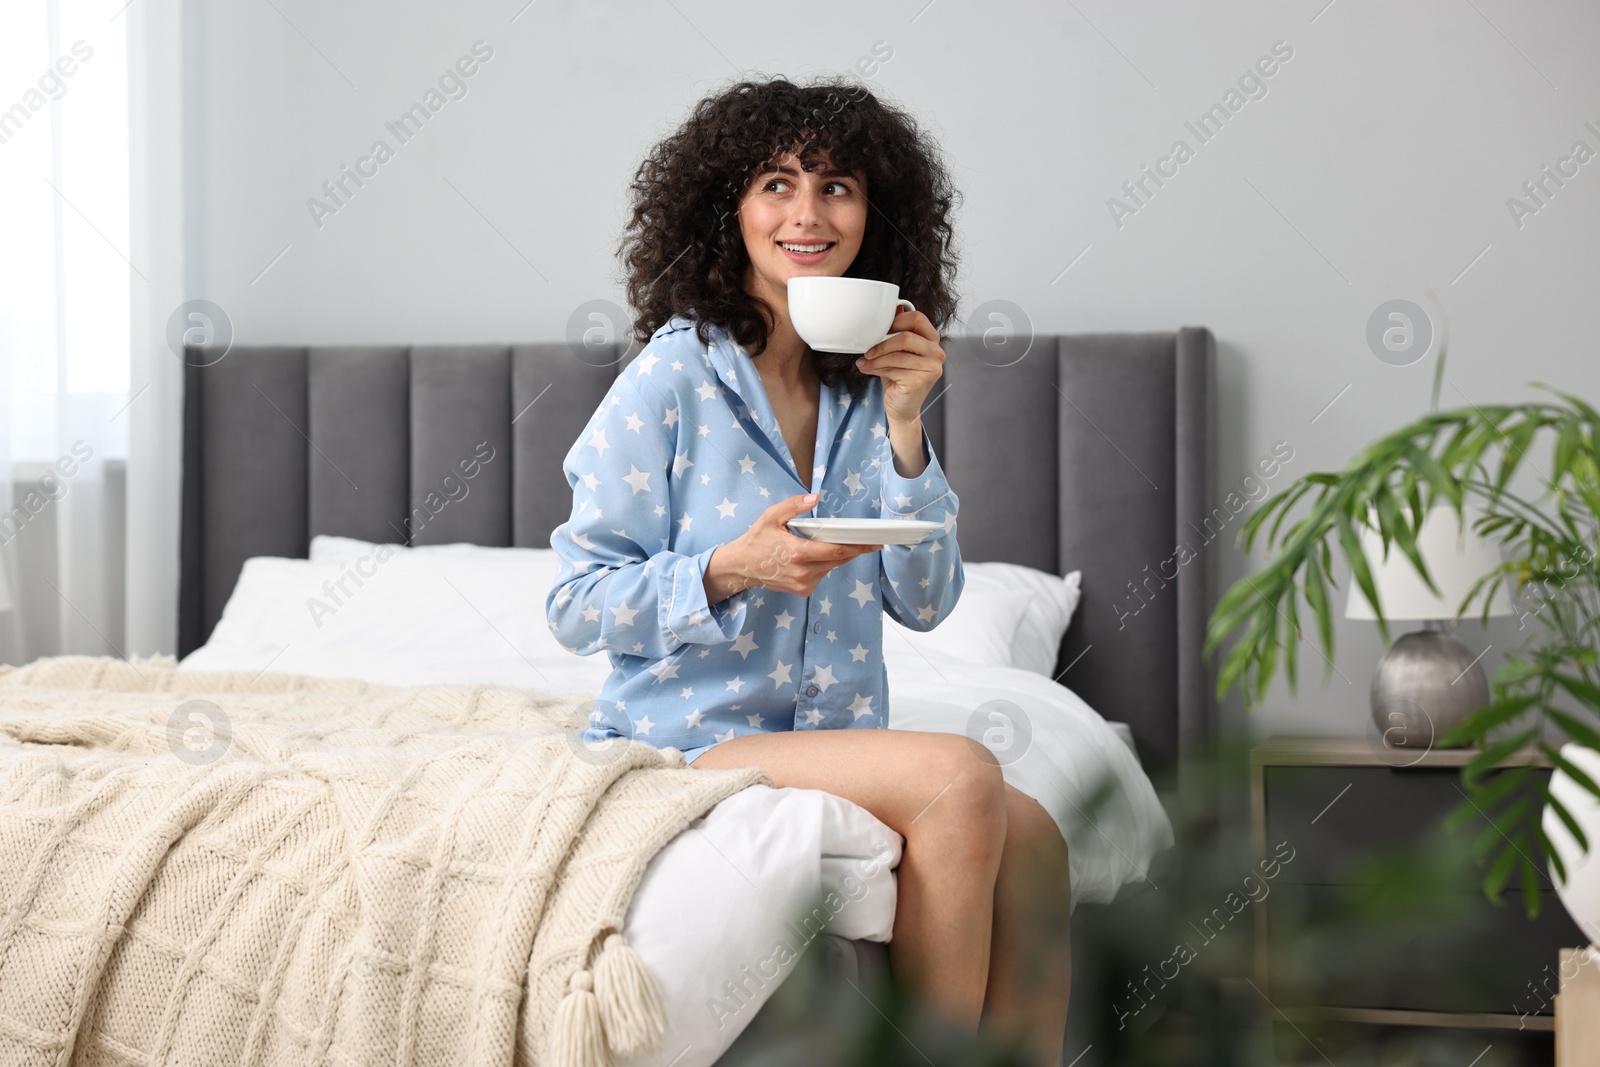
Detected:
[179,328,1215,773]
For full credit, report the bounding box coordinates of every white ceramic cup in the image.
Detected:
[787,277,916,354]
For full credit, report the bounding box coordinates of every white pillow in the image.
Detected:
[309,533,540,564]
[309,537,1081,678]
[180,553,615,695]
[246,543,1075,684]
[884,563,1081,676]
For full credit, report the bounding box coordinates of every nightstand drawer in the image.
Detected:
[1265,881,1584,1015]
[1263,764,1552,888]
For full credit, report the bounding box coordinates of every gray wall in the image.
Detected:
[181,0,1600,742]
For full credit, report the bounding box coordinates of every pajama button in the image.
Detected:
[806,684,819,697]
[811,622,821,633]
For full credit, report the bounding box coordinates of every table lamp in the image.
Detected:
[1345,504,1512,748]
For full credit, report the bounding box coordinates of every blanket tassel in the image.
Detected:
[550,969,608,1067]
[595,932,668,1056]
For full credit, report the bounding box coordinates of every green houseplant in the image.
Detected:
[1204,385,1600,920]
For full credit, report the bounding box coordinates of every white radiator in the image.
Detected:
[0,458,126,664]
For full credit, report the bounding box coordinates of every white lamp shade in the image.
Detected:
[1344,505,1513,622]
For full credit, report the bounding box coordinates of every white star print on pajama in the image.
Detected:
[546,313,964,762]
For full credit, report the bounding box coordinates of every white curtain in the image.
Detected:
[0,0,131,665]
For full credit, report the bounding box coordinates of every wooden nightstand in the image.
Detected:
[1251,735,1588,1054]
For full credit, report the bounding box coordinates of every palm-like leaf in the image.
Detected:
[1205,389,1600,919]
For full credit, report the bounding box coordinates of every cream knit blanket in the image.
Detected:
[0,656,769,1067]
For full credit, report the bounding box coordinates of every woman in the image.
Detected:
[545,77,1072,1066]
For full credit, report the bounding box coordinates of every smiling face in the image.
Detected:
[737,146,869,316]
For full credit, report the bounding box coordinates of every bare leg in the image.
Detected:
[982,784,1073,1067]
[692,728,1008,1027]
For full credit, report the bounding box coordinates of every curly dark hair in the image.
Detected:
[617,76,962,396]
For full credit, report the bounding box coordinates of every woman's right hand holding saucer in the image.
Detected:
[703,493,882,603]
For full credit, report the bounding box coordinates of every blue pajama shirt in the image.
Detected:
[546,313,964,764]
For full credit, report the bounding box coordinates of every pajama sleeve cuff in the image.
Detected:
[664,544,748,646]
[881,426,955,520]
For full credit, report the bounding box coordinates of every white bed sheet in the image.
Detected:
[882,659,1172,905]
[621,784,901,1067]
[178,555,1174,1065]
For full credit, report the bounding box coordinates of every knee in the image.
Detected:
[913,734,1008,854]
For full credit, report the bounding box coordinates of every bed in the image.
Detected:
[172,326,1215,1064]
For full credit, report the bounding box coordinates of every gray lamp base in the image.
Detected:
[1370,629,1490,750]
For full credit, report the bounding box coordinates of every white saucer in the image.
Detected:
[786,517,943,545]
